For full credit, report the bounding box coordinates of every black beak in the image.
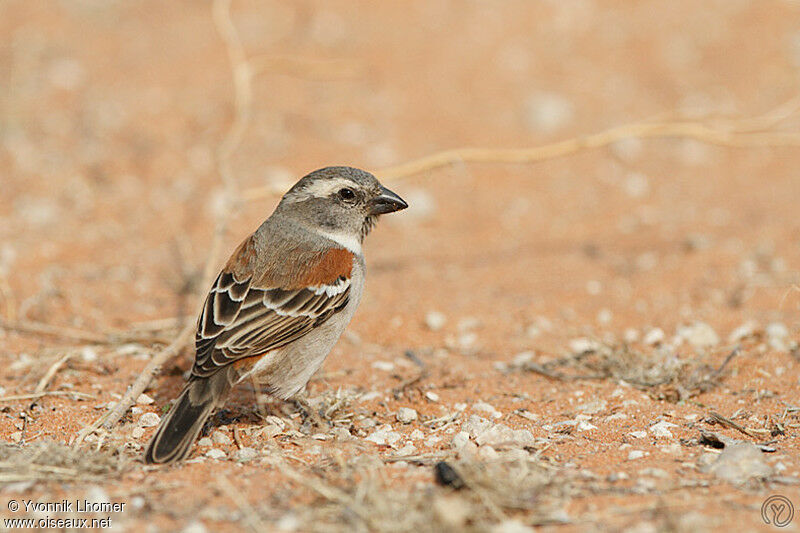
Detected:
[369,185,408,215]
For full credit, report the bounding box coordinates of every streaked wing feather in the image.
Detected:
[192,273,351,378]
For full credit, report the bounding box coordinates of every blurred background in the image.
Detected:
[1,1,800,530]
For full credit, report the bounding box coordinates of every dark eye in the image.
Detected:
[338,188,356,201]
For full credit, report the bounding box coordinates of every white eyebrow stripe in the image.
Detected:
[316,229,362,255]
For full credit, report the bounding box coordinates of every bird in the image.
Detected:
[144,166,407,464]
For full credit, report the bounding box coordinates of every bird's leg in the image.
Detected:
[292,393,328,430]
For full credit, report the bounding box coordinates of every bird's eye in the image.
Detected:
[338,188,356,201]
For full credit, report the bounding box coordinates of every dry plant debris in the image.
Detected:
[0,441,127,485]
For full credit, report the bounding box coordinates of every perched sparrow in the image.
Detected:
[144,166,407,464]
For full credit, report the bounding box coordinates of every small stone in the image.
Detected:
[205,449,226,460]
[425,311,447,331]
[650,421,677,438]
[372,361,394,371]
[365,425,402,446]
[475,424,515,446]
[678,322,719,349]
[451,431,471,450]
[425,392,440,402]
[197,437,213,447]
[462,415,493,438]
[629,430,647,439]
[181,521,208,533]
[511,351,535,367]
[233,447,258,463]
[396,407,418,424]
[85,486,110,504]
[627,450,647,460]
[211,430,232,446]
[131,427,145,439]
[136,393,154,405]
[524,92,574,133]
[410,429,425,440]
[138,412,160,428]
[491,519,535,533]
[473,402,502,419]
[81,347,98,362]
[576,421,597,432]
[396,443,417,455]
[623,328,640,343]
[643,328,665,346]
[9,431,21,443]
[728,321,759,343]
[458,332,478,350]
[705,442,772,484]
[569,337,599,354]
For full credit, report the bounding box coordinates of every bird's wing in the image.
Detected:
[191,237,354,378]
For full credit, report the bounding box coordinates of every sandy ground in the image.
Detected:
[2,1,800,531]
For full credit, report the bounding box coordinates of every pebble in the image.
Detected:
[728,321,759,343]
[705,442,772,484]
[643,328,665,346]
[569,338,599,354]
[365,425,402,446]
[205,449,226,460]
[650,421,677,438]
[473,402,502,419]
[629,431,647,439]
[80,347,98,362]
[197,437,213,447]
[491,519,535,533]
[524,91,574,133]
[410,429,425,440]
[85,486,110,505]
[576,421,597,432]
[211,430,232,446]
[462,415,493,438]
[181,521,208,533]
[233,447,258,463]
[627,450,647,460]
[623,328,640,343]
[131,427,145,439]
[136,393,154,405]
[396,443,417,455]
[372,361,394,371]
[138,412,160,428]
[425,311,447,331]
[677,322,719,349]
[396,407,419,424]
[425,391,440,402]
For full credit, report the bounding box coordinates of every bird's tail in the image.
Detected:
[144,371,234,464]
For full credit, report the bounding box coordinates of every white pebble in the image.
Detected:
[425,311,447,331]
[627,450,647,460]
[138,412,160,428]
[396,407,418,424]
[650,421,677,438]
[131,427,145,439]
[643,328,665,346]
[136,393,154,405]
[205,449,226,460]
[197,437,213,447]
[211,430,232,446]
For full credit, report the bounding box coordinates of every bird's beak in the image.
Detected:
[369,185,408,215]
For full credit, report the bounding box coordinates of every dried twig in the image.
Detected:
[239,101,800,201]
[74,0,250,444]
[708,411,758,439]
[0,391,94,403]
[34,352,74,394]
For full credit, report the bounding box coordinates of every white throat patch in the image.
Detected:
[317,229,362,255]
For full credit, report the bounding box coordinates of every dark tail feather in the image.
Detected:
[144,373,232,464]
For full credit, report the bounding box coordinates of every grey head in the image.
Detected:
[275,166,408,245]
